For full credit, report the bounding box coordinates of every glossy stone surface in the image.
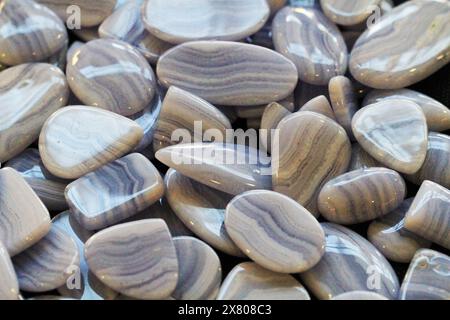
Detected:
[300,223,399,300]
[13,225,79,292]
[320,0,381,26]
[154,86,232,152]
[399,249,450,300]
[0,63,69,163]
[66,153,164,231]
[142,0,270,44]
[67,39,156,116]
[156,143,272,196]
[225,190,325,273]
[363,89,450,132]
[7,149,69,211]
[350,0,450,89]
[404,180,450,249]
[36,0,117,27]
[157,41,298,106]
[172,237,221,300]
[0,168,51,256]
[318,168,406,225]
[332,291,388,300]
[39,106,143,179]
[260,102,292,153]
[0,0,68,66]
[85,220,178,300]
[272,111,351,216]
[272,7,348,85]
[368,198,431,263]
[99,1,173,64]
[165,169,242,257]
[300,96,336,121]
[352,100,428,174]
[0,242,19,300]
[217,262,310,300]
[349,143,381,171]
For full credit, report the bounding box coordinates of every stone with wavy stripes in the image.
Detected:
[84,219,179,300]
[320,0,381,26]
[0,242,19,300]
[39,106,143,179]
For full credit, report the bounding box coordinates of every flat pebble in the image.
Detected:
[0,242,19,300]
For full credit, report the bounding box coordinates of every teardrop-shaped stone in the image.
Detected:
[300,223,399,300]
[332,291,388,300]
[260,102,292,153]
[153,86,232,152]
[318,168,406,224]
[348,143,382,171]
[39,106,144,179]
[0,63,69,162]
[350,0,450,89]
[404,180,450,250]
[84,219,179,300]
[98,1,173,64]
[363,89,450,132]
[6,149,69,211]
[67,39,157,116]
[165,169,242,257]
[217,262,310,300]
[320,0,381,26]
[272,111,351,216]
[0,168,51,256]
[172,236,221,300]
[13,225,80,293]
[368,198,431,263]
[272,7,348,85]
[352,99,428,174]
[142,0,270,44]
[0,0,68,66]
[66,153,164,231]
[0,242,19,300]
[299,96,336,121]
[399,249,450,300]
[225,190,325,273]
[157,41,298,106]
[156,143,272,195]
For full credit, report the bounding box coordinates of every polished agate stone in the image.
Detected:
[320,0,381,26]
[0,242,19,300]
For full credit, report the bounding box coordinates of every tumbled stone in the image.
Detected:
[299,96,336,121]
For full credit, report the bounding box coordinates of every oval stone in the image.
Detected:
[67,39,157,116]
[0,0,68,66]
[0,63,69,163]
[272,111,351,216]
[225,190,325,273]
[318,168,406,225]
[300,223,400,300]
[320,0,381,26]
[272,7,348,85]
[142,0,270,44]
[350,0,450,89]
[39,106,144,179]
[157,41,298,106]
[0,242,19,300]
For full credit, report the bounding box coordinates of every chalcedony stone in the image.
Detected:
[260,102,292,153]
[13,225,79,293]
[318,168,406,225]
[272,7,348,85]
[272,111,351,216]
[0,63,69,163]
[85,220,179,300]
[142,0,270,44]
[156,143,272,196]
[7,149,69,211]
[368,198,431,263]
[157,41,298,106]
[66,153,164,231]
[0,242,19,300]
[404,180,450,250]
[67,39,157,116]
[363,89,450,132]
[0,168,51,256]
[172,237,222,300]
[0,0,68,66]
[153,86,232,152]
[39,106,143,179]
[217,262,310,300]
[399,249,450,300]
[348,143,381,171]
[225,190,325,273]
[165,169,242,257]
[332,291,388,300]
[299,96,336,121]
[320,0,381,26]
[350,0,450,89]
[406,133,450,189]
[352,100,428,174]
[300,223,399,300]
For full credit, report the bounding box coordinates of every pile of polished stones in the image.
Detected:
[0,0,449,301]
